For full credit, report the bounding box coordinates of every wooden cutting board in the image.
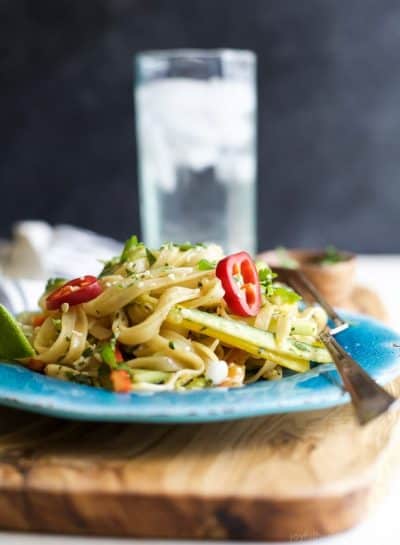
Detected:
[0,288,397,541]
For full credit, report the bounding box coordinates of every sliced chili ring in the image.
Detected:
[46,275,103,310]
[215,251,261,317]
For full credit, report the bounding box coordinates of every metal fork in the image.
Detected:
[272,266,398,425]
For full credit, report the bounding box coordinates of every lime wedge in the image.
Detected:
[0,304,34,360]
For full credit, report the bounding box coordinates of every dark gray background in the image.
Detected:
[1,0,399,252]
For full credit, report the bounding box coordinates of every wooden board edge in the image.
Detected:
[0,486,370,541]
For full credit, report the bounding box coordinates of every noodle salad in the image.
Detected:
[16,237,332,392]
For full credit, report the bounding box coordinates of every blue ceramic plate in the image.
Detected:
[0,311,399,422]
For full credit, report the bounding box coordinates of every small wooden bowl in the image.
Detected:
[258,248,357,307]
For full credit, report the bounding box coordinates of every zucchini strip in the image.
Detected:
[167,306,332,366]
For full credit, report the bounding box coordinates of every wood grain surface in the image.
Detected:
[0,287,397,540]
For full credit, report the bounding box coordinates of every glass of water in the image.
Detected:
[135,49,257,254]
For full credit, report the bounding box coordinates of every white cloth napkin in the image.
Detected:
[0,221,122,313]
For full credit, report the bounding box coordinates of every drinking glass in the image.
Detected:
[135,49,257,254]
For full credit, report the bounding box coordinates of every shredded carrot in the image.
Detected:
[110,369,131,393]
[32,315,46,327]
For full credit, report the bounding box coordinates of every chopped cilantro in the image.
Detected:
[256,262,277,296]
[100,235,147,276]
[272,285,302,304]
[198,259,216,271]
[146,248,157,266]
[168,341,175,350]
[258,267,276,284]
[257,262,301,302]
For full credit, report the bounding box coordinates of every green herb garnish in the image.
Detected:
[100,235,146,276]
[256,262,277,296]
[168,341,175,350]
[146,248,157,266]
[271,285,302,304]
[198,259,216,271]
[318,245,344,265]
[121,235,140,262]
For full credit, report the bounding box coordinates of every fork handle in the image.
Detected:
[291,270,347,332]
[319,329,398,424]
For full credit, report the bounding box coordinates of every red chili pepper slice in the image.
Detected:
[115,345,124,363]
[46,275,103,310]
[215,252,261,317]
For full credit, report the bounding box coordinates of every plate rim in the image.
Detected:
[0,310,398,422]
